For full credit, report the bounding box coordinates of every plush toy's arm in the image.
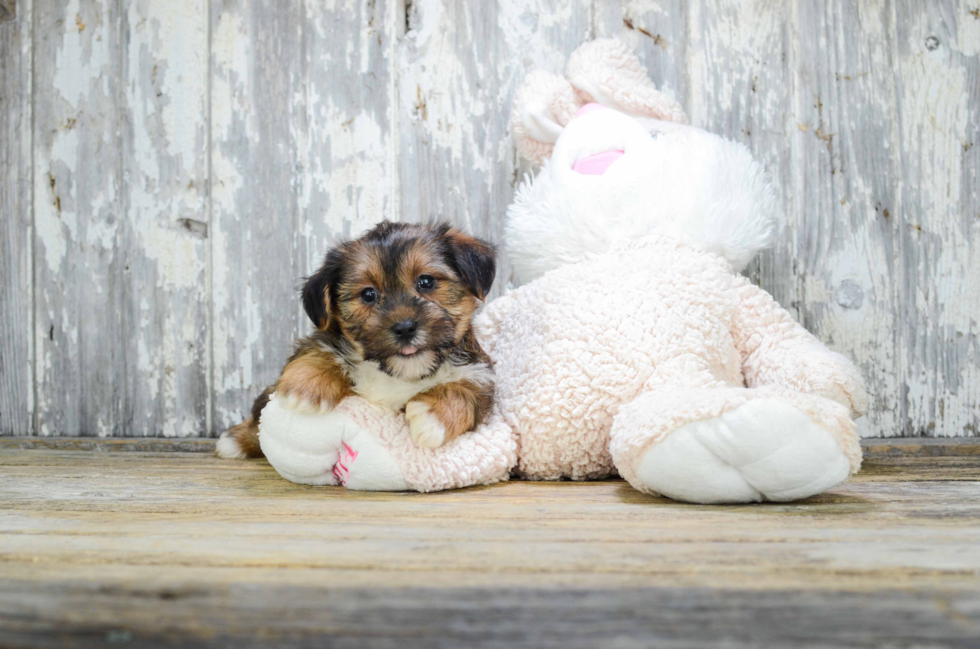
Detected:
[730,278,868,418]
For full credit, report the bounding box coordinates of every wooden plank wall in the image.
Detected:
[0,0,977,438]
[0,0,32,435]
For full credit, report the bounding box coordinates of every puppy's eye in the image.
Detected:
[416,275,436,292]
[359,287,378,304]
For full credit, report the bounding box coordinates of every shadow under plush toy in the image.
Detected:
[256,38,868,503]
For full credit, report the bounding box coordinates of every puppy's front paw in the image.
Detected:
[405,401,447,449]
[277,390,334,415]
[274,353,351,416]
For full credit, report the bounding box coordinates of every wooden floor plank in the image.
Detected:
[0,448,978,647]
[2,583,978,649]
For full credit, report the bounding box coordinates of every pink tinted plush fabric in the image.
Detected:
[571,149,625,175]
[575,102,608,118]
[475,235,865,486]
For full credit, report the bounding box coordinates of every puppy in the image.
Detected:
[216,221,497,459]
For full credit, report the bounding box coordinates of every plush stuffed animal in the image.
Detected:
[256,38,867,503]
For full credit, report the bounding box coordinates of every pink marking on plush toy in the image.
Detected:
[575,102,608,118]
[343,442,358,463]
[332,442,359,486]
[572,149,625,175]
[569,104,623,175]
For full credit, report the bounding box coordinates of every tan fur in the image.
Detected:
[275,345,353,410]
[223,419,264,459]
[408,378,495,444]
[406,330,494,443]
[344,244,383,293]
[448,293,479,340]
[398,244,429,287]
[313,285,331,330]
[397,243,453,288]
[221,349,351,458]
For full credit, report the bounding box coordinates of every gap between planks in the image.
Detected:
[1,436,979,456]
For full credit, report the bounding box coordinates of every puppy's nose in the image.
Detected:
[391,320,418,340]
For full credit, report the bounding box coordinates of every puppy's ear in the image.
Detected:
[302,247,344,330]
[441,227,497,300]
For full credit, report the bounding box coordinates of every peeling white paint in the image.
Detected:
[140,224,205,289]
[234,284,263,393]
[688,0,783,119]
[12,0,979,439]
[400,0,488,166]
[52,0,110,110]
[955,4,980,56]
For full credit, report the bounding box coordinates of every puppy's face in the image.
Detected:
[303,222,496,380]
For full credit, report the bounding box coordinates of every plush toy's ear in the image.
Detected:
[439,226,497,300]
[566,38,688,125]
[511,70,583,165]
[302,247,345,330]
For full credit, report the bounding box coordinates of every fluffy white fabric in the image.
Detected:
[507,109,779,284]
[635,399,852,504]
[476,236,864,492]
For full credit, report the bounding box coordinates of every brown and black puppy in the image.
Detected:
[217,221,497,459]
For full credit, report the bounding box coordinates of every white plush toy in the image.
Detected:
[255,39,867,503]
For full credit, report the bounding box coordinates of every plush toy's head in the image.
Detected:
[506,39,780,285]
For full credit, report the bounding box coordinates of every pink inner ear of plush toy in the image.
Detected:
[572,149,625,175]
[575,102,607,118]
[570,104,624,175]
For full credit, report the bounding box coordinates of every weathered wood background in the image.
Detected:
[0,0,978,438]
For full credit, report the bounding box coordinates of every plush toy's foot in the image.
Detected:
[258,394,409,490]
[610,387,862,504]
[257,394,518,493]
[636,399,850,504]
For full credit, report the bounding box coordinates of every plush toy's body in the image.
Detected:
[477,234,864,502]
[256,39,868,503]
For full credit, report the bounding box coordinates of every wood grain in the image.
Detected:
[30,0,209,438]
[1,582,978,649]
[0,448,978,647]
[397,0,592,295]
[1,1,978,438]
[786,1,980,438]
[889,1,980,438]
[209,0,307,434]
[118,0,211,437]
[32,0,124,437]
[0,0,31,435]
